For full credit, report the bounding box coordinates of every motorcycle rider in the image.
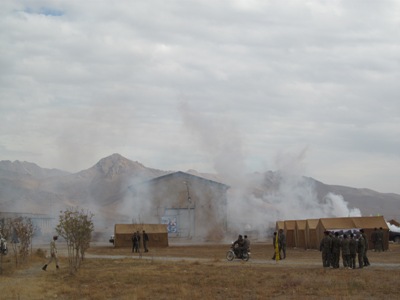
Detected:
[242,235,250,255]
[232,235,244,257]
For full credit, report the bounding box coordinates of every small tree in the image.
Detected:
[56,208,94,273]
[10,217,35,267]
[0,218,13,274]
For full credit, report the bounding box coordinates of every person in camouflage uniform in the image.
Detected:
[371,228,378,251]
[319,231,332,267]
[349,233,357,269]
[377,227,384,252]
[341,234,350,268]
[360,229,370,266]
[331,232,341,268]
[357,234,365,268]
[278,229,286,259]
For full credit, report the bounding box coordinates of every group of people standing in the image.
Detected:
[371,227,385,252]
[132,230,149,253]
[320,229,370,269]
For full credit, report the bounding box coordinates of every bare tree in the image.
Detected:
[0,218,12,274]
[56,208,94,274]
[10,217,35,267]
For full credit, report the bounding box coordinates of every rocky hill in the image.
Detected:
[0,154,399,223]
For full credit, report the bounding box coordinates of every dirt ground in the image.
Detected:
[1,242,399,299]
[86,241,400,264]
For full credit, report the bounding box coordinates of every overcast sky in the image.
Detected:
[1,0,399,194]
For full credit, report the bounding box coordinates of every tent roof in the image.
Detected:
[352,216,389,229]
[306,219,320,229]
[115,224,168,234]
[318,217,356,229]
[296,220,307,230]
[284,220,296,230]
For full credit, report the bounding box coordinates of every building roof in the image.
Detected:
[136,171,230,189]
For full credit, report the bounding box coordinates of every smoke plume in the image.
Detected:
[179,102,362,237]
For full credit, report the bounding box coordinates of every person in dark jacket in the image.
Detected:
[360,229,370,266]
[357,234,365,268]
[278,229,286,259]
[377,227,384,252]
[135,230,141,253]
[371,228,378,251]
[232,235,244,257]
[132,232,138,253]
[331,232,341,268]
[341,234,350,268]
[320,231,332,268]
[142,230,149,252]
[349,233,357,269]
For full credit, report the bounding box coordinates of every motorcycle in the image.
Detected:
[226,243,250,261]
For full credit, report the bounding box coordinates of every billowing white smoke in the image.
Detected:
[387,222,400,232]
[321,193,361,217]
[179,102,362,236]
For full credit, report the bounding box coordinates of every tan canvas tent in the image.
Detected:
[352,216,389,250]
[278,216,390,250]
[305,219,319,249]
[284,220,296,247]
[275,221,284,231]
[295,220,307,249]
[316,217,356,248]
[315,216,389,250]
[113,224,168,248]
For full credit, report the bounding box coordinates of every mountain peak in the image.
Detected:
[95,153,145,177]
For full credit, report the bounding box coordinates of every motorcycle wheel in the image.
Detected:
[226,250,235,261]
[242,252,250,261]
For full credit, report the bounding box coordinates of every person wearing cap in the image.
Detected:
[42,235,59,271]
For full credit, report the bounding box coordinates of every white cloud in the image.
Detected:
[1,0,399,193]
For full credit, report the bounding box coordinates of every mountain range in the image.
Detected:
[1,153,399,227]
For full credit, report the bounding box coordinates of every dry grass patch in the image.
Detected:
[0,243,399,299]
